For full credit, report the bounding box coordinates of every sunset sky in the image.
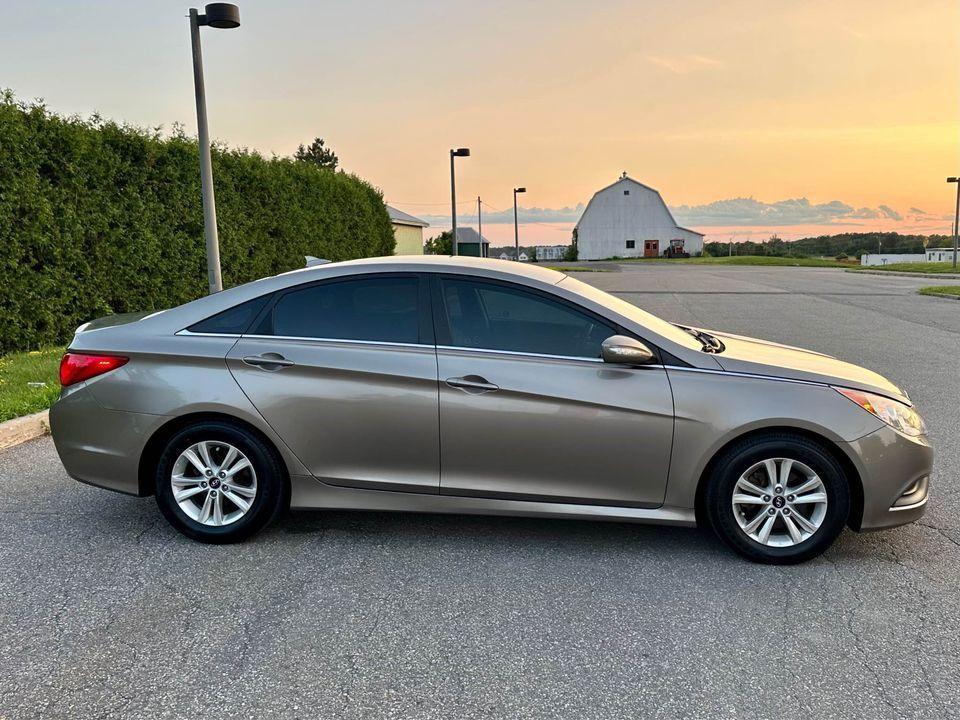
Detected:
[2,0,958,246]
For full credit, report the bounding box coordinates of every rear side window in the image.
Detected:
[266,276,421,344]
[188,296,269,334]
[437,278,615,358]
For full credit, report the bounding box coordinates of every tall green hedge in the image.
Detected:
[0,92,394,353]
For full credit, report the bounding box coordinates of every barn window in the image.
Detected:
[626,240,635,249]
[623,190,630,196]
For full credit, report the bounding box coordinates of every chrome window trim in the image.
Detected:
[438,344,609,364]
[241,333,432,350]
[176,329,242,338]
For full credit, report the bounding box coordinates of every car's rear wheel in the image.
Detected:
[704,433,851,564]
[154,421,286,543]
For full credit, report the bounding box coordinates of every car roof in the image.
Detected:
[132,256,568,337]
[278,255,567,286]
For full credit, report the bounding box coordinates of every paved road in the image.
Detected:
[1,266,959,719]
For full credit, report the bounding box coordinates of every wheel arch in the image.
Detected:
[693,425,864,530]
[137,411,291,498]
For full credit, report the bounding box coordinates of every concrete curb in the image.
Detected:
[0,410,50,453]
[846,269,960,280]
[919,291,960,301]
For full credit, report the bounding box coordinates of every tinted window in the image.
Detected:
[269,276,420,344]
[439,278,614,358]
[188,296,269,334]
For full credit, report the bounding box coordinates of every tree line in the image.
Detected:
[704,232,952,259]
[0,93,392,353]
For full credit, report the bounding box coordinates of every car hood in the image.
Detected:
[697,328,910,404]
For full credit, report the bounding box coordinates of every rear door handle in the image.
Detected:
[242,353,295,370]
[445,375,499,394]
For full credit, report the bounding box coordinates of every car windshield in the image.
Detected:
[557,275,703,351]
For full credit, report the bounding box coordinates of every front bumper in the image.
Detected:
[49,384,168,496]
[843,425,933,531]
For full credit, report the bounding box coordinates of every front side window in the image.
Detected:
[438,277,614,358]
[266,276,421,344]
[626,240,635,249]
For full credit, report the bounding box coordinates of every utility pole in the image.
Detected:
[188,3,240,294]
[477,196,483,258]
[949,177,960,270]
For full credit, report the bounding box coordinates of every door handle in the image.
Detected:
[242,353,295,370]
[445,375,499,394]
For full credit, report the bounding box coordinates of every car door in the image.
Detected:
[226,273,440,493]
[432,275,675,508]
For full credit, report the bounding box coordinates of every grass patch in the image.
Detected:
[918,285,960,299]
[855,261,959,274]
[545,265,610,272]
[0,346,64,422]
[609,255,851,268]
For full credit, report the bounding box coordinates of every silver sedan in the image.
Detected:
[50,256,932,563]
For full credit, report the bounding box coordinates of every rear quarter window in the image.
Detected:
[187,296,270,334]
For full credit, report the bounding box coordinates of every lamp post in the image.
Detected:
[948,177,959,270]
[449,148,470,256]
[189,3,240,294]
[513,187,526,261]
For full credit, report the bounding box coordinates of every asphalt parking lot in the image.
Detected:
[2,265,959,719]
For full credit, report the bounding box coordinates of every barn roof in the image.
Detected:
[574,174,703,236]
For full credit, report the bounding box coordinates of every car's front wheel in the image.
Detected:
[705,433,851,564]
[154,421,286,543]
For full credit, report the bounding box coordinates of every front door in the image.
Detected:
[432,275,674,507]
[226,273,440,493]
[644,240,659,257]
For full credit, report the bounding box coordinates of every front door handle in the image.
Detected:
[445,375,499,394]
[242,353,295,370]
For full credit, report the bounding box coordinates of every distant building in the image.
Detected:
[455,227,490,257]
[533,245,567,261]
[860,248,957,266]
[498,252,511,261]
[574,173,704,260]
[926,247,958,263]
[518,251,529,262]
[387,206,429,255]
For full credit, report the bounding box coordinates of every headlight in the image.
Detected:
[834,387,927,437]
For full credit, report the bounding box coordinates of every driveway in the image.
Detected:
[1,265,958,719]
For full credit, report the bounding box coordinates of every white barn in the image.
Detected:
[574,173,704,260]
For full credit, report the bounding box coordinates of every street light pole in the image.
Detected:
[189,3,240,294]
[948,177,960,270]
[513,187,526,261]
[449,148,470,256]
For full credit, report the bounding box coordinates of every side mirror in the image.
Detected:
[601,335,656,366]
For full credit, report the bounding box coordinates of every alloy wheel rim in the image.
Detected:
[171,441,257,527]
[731,458,828,548]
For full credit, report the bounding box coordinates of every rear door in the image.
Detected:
[226,273,440,493]
[432,275,675,507]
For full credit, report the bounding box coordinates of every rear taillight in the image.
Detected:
[59,353,129,387]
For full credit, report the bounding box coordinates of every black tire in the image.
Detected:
[154,421,287,544]
[704,433,851,564]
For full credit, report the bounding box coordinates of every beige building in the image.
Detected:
[387,206,429,255]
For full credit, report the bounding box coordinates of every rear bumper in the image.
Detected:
[844,426,933,531]
[49,384,167,496]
